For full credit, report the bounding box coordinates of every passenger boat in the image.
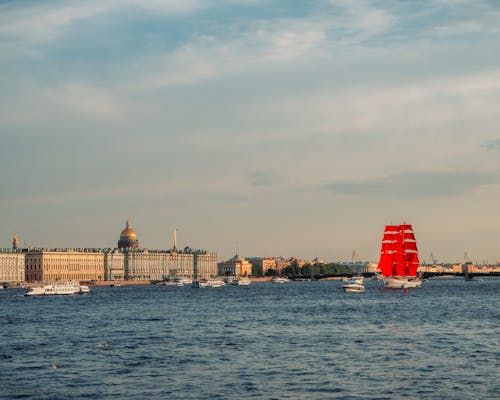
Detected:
[378,224,422,289]
[25,282,90,296]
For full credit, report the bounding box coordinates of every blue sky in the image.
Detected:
[1,0,500,263]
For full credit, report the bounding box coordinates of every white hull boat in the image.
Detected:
[270,276,289,283]
[231,277,251,286]
[342,283,366,293]
[192,278,225,288]
[342,278,366,293]
[25,282,90,296]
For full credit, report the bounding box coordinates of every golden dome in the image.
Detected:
[118,220,139,249]
[120,227,137,240]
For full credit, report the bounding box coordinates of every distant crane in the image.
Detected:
[351,250,362,263]
[429,252,437,265]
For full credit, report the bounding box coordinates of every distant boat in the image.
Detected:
[342,279,366,293]
[270,276,289,284]
[192,278,225,288]
[377,224,422,289]
[174,277,192,286]
[25,282,90,296]
[231,277,251,286]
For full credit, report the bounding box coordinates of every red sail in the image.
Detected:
[403,241,418,251]
[378,223,420,277]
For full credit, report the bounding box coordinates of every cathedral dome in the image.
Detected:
[118,220,139,249]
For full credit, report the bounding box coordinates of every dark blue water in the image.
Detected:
[1,279,498,399]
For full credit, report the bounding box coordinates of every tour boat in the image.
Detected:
[25,282,90,296]
[378,224,422,289]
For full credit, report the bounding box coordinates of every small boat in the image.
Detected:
[342,280,366,293]
[231,277,251,286]
[79,285,90,293]
[206,278,225,287]
[192,278,225,288]
[270,276,289,283]
[174,277,192,286]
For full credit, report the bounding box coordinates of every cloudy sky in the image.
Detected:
[1,0,500,263]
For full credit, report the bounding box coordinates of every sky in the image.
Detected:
[1,0,500,263]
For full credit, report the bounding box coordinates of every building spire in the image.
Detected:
[171,228,178,255]
[12,234,19,251]
[126,219,131,229]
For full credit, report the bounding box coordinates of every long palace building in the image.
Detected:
[0,221,217,283]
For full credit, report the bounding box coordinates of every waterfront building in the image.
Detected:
[0,250,25,282]
[104,250,125,280]
[218,254,252,277]
[124,250,175,281]
[276,257,293,273]
[109,223,218,281]
[247,257,277,275]
[25,250,105,282]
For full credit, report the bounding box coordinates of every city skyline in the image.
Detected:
[1,1,500,263]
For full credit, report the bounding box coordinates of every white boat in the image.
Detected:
[192,278,225,288]
[25,286,46,296]
[25,282,89,296]
[343,276,364,284]
[270,276,289,283]
[173,277,192,286]
[79,285,90,293]
[206,278,225,287]
[232,277,251,286]
[342,280,366,293]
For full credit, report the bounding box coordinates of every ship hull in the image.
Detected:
[383,276,422,289]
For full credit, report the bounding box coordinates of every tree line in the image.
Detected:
[252,261,353,278]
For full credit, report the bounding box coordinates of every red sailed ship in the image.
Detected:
[378,224,422,288]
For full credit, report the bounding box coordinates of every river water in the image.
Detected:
[1,278,498,399]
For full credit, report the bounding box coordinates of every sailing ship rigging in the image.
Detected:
[378,223,422,288]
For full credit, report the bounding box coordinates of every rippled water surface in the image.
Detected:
[1,279,499,399]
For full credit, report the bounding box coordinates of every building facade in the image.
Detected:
[0,251,25,282]
[25,250,105,282]
[218,254,252,277]
[193,251,218,278]
[104,250,125,280]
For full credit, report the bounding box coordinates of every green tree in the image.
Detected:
[252,264,263,277]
